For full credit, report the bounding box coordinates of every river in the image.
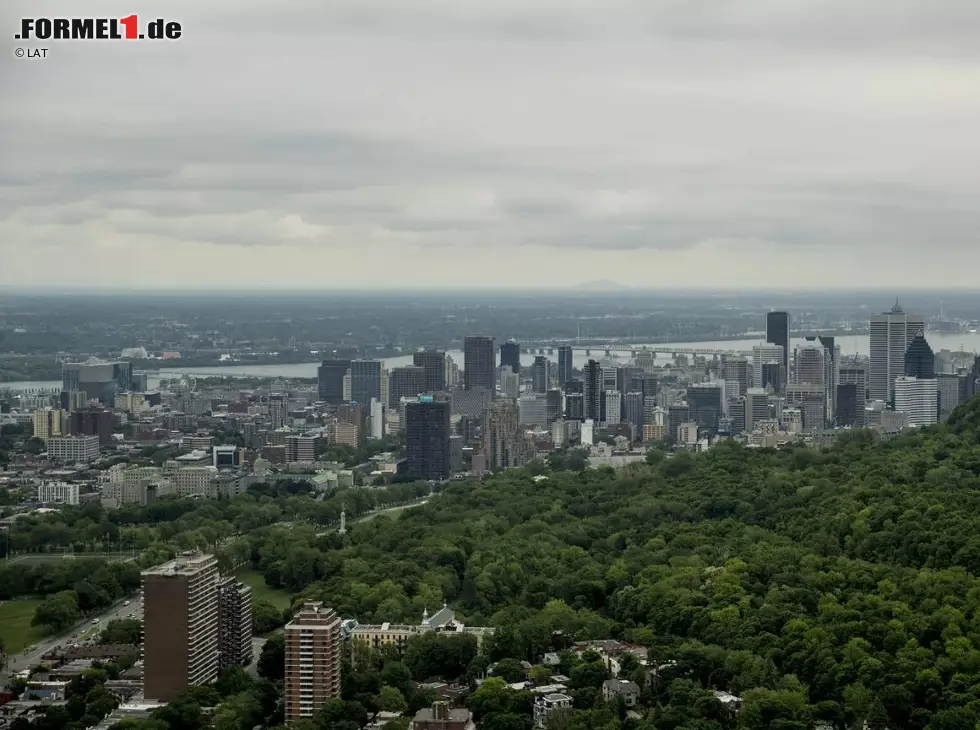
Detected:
[4,332,980,393]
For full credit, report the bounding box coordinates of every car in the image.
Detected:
[91,618,100,625]
[124,600,130,606]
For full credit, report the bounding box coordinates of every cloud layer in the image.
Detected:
[2,0,979,288]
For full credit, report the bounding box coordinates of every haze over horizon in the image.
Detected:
[3,0,980,289]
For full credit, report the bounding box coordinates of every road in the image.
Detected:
[315,499,429,536]
[4,596,141,684]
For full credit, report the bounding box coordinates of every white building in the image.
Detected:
[894,376,938,427]
[37,481,80,506]
[604,391,622,424]
[47,435,99,464]
[533,694,572,728]
[869,304,926,403]
[581,418,595,446]
[370,398,384,440]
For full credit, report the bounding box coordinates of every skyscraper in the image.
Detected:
[218,576,253,668]
[268,394,288,429]
[500,340,521,375]
[284,602,343,725]
[484,399,525,470]
[557,345,573,387]
[405,399,451,481]
[869,304,926,403]
[904,332,935,379]
[350,360,383,405]
[317,360,350,404]
[413,351,447,392]
[765,312,790,384]
[531,356,550,394]
[464,336,496,391]
[142,553,221,702]
[894,376,938,427]
[583,360,603,421]
[686,383,724,434]
[388,366,427,408]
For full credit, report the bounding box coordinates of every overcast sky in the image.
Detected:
[2,0,980,290]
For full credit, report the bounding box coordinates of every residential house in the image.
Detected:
[602,679,640,707]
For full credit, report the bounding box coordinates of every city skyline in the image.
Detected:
[3,0,980,288]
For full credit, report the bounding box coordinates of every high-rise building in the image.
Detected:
[623,392,645,431]
[869,303,926,403]
[583,360,603,421]
[62,360,133,407]
[218,577,253,668]
[405,399,451,481]
[904,333,935,379]
[938,372,969,420]
[388,366,427,408]
[765,312,791,383]
[721,357,749,400]
[484,399,526,470]
[268,394,288,429]
[413,351,447,393]
[31,408,65,442]
[317,360,350,404]
[69,407,113,445]
[350,360,383,406]
[37,481,80,505]
[284,602,343,725]
[518,395,549,427]
[894,376,938,427]
[785,383,825,431]
[142,553,221,701]
[686,383,724,434]
[500,340,521,375]
[557,345,574,387]
[565,393,584,421]
[836,383,861,427]
[285,435,317,462]
[531,357,550,394]
[500,370,521,399]
[604,391,622,424]
[545,389,562,426]
[744,388,769,433]
[752,344,785,391]
[464,336,496,391]
[631,373,659,401]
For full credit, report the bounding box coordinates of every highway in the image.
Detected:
[4,595,142,685]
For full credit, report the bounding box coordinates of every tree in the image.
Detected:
[99,618,142,645]
[252,599,285,635]
[491,658,527,683]
[378,686,407,713]
[216,666,254,697]
[33,590,80,631]
[257,633,285,681]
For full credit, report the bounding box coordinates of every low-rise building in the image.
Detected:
[533,693,572,727]
[602,679,640,706]
[411,701,475,730]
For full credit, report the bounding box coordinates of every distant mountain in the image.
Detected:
[577,279,625,292]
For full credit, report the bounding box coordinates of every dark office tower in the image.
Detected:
[668,402,690,440]
[938,372,968,420]
[615,366,637,394]
[532,356,550,394]
[350,359,383,405]
[317,359,350,404]
[69,408,112,446]
[583,360,603,421]
[836,383,860,427]
[405,398,451,481]
[721,357,750,399]
[904,333,935,379]
[500,340,521,375]
[557,345,574,387]
[970,356,980,399]
[565,393,585,421]
[766,311,791,383]
[413,350,447,392]
[218,577,253,668]
[623,392,645,430]
[632,373,659,401]
[546,389,563,426]
[564,379,584,395]
[686,383,723,434]
[464,336,496,391]
[388,366,427,408]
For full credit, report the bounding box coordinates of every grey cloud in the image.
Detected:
[1,0,980,286]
